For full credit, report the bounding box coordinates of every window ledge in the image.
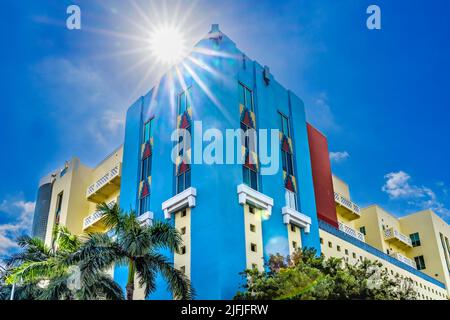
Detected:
[162,187,197,219]
[282,206,311,233]
[137,211,154,227]
[237,184,274,216]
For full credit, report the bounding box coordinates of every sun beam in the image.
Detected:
[149,25,187,65]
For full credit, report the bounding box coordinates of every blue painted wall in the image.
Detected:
[116,25,320,299]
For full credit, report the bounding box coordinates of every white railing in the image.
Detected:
[384,227,412,247]
[86,163,121,198]
[83,200,116,230]
[334,192,361,216]
[390,252,416,269]
[338,221,365,242]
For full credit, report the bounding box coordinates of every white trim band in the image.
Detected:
[237,184,274,216]
[282,206,311,233]
[162,187,197,219]
[137,211,154,227]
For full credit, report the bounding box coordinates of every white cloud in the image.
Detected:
[330,151,349,163]
[382,171,450,218]
[0,196,35,257]
[305,92,340,132]
[32,57,127,160]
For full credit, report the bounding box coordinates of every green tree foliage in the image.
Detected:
[234,248,418,300]
[67,202,194,300]
[1,226,123,300]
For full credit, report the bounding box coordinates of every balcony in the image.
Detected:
[384,227,413,248]
[338,221,365,242]
[334,192,361,221]
[83,200,116,232]
[390,252,416,269]
[86,163,121,203]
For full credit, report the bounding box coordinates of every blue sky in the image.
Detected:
[1,0,450,258]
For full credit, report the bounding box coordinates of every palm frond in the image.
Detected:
[97,202,123,231]
[145,252,194,300]
[148,221,183,253]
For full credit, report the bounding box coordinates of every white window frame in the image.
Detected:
[285,189,297,211]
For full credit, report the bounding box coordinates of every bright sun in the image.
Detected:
[149,26,186,65]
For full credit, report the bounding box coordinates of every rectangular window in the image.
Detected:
[439,233,450,273]
[243,166,258,190]
[181,210,187,217]
[292,241,297,249]
[281,150,294,176]
[139,196,149,215]
[337,245,341,252]
[251,243,257,252]
[414,255,426,270]
[249,206,255,214]
[239,83,253,111]
[180,266,186,274]
[177,169,191,194]
[250,224,256,232]
[141,156,152,181]
[359,226,366,235]
[180,246,186,255]
[410,232,421,247]
[290,225,296,232]
[285,189,297,211]
[328,241,332,248]
[178,87,191,115]
[181,227,186,235]
[279,112,290,137]
[55,192,63,223]
[143,120,152,142]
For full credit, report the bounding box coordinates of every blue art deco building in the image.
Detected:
[113,24,320,299]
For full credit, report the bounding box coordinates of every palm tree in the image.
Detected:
[4,226,123,300]
[69,203,194,300]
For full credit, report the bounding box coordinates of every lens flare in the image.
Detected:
[149,25,186,65]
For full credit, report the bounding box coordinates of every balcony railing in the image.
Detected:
[338,221,365,242]
[334,192,361,220]
[389,252,416,269]
[83,200,116,231]
[384,227,413,248]
[86,163,121,202]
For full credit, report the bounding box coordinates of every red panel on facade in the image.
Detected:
[307,123,338,228]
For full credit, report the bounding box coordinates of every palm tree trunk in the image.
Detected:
[126,259,136,300]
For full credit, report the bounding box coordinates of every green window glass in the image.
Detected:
[143,120,151,142]
[239,82,253,111]
[410,232,421,247]
[280,113,290,137]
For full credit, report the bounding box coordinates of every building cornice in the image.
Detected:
[162,187,197,219]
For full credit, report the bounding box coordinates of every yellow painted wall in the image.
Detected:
[243,204,264,271]
[44,146,124,245]
[287,224,302,256]
[319,229,448,300]
[332,175,350,199]
[400,210,450,295]
[356,205,408,256]
[174,208,191,279]
[44,157,92,246]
